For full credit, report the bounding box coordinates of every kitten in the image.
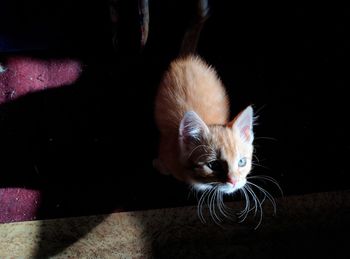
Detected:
[153,0,279,227]
[154,55,254,195]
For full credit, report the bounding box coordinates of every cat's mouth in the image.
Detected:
[219,179,247,194]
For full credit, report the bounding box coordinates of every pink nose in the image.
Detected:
[227,175,237,186]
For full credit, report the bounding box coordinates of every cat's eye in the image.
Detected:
[207,160,224,173]
[238,157,247,167]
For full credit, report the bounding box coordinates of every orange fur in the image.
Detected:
[154,55,253,192]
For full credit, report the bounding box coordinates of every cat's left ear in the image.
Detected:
[228,106,254,144]
[179,111,209,146]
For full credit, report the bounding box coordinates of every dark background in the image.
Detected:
[0,0,349,219]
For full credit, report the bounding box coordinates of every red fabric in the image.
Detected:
[0,56,82,223]
[0,56,82,104]
[0,188,41,223]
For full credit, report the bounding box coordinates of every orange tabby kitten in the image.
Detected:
[152,0,279,227]
[154,55,254,194]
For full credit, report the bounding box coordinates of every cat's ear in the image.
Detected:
[179,111,209,145]
[229,106,254,144]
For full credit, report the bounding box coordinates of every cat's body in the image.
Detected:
[155,55,229,181]
[154,55,254,194]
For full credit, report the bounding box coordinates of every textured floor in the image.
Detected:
[0,190,349,258]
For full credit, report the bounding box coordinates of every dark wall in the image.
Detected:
[197,2,350,195]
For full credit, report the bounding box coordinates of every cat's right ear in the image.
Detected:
[228,106,254,144]
[179,111,209,146]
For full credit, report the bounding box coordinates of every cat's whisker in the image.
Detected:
[208,187,222,225]
[216,188,234,220]
[221,195,236,219]
[251,162,271,171]
[203,188,213,221]
[244,188,252,215]
[253,154,260,164]
[254,136,278,142]
[247,182,276,215]
[248,175,278,183]
[247,181,277,215]
[198,185,218,224]
[200,190,211,224]
[206,188,215,223]
[245,185,259,217]
[214,186,236,226]
[253,104,266,118]
[237,189,248,217]
[244,185,258,213]
[195,188,201,201]
[239,189,250,219]
[197,188,211,224]
[237,187,251,223]
[207,188,214,222]
[245,184,264,229]
[213,188,223,224]
[238,201,251,222]
[260,192,267,205]
[215,188,226,219]
[194,178,277,229]
[247,175,283,196]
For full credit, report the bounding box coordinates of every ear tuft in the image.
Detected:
[229,106,254,143]
[179,111,209,145]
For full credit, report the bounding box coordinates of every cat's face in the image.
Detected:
[179,106,254,194]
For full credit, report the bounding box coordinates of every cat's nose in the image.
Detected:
[227,175,237,186]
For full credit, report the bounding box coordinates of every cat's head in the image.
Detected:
[179,106,254,194]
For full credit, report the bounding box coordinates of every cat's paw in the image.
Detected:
[153,159,170,175]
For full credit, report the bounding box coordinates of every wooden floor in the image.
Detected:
[0,190,349,258]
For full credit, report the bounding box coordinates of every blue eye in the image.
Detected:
[238,157,247,167]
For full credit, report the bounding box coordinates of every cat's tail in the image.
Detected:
[180,0,210,57]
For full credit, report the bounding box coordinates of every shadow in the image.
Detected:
[1,0,143,256]
[0,1,195,253]
[150,215,350,259]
